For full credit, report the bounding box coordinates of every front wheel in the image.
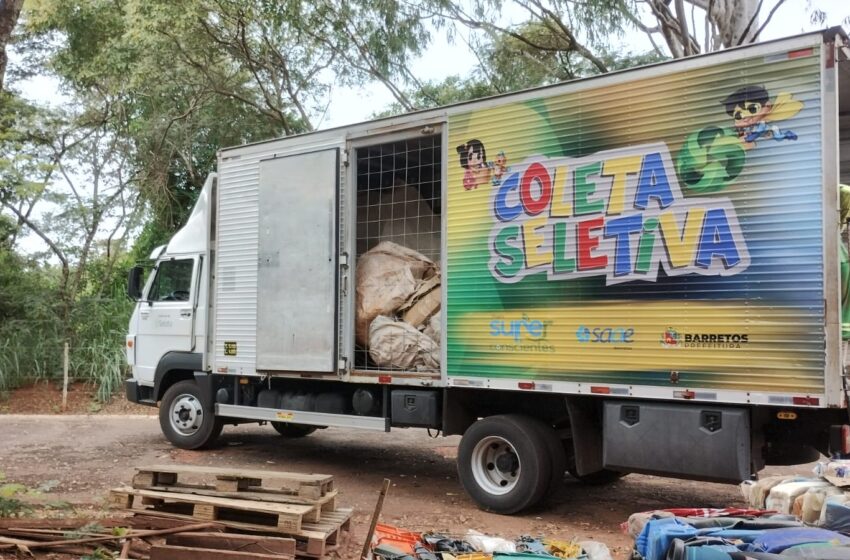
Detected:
[457,414,553,514]
[159,380,222,450]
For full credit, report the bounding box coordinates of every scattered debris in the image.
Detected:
[366,523,611,559]
[625,462,850,560]
[0,464,351,559]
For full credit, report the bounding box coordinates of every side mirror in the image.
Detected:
[127,266,144,301]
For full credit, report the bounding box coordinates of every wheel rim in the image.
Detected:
[169,393,203,436]
[470,435,521,495]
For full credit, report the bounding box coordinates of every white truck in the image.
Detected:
[126,29,850,513]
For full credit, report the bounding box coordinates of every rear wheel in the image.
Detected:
[457,414,552,514]
[159,380,222,450]
[271,423,318,438]
[532,421,567,499]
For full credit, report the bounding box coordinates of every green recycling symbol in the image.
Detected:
[677,126,746,194]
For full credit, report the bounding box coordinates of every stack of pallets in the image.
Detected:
[110,465,351,559]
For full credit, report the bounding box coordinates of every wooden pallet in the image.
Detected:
[110,487,318,532]
[128,508,352,558]
[140,484,338,513]
[150,532,297,560]
[134,465,334,500]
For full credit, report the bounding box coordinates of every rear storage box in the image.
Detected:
[391,390,440,427]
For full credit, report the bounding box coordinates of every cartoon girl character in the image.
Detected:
[721,85,802,150]
[456,139,491,190]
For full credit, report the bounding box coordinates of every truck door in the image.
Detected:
[255,149,340,373]
[135,256,199,380]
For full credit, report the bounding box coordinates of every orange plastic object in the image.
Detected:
[374,523,423,554]
[454,554,493,560]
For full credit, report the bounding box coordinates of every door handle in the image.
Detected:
[180,309,192,318]
[140,310,150,319]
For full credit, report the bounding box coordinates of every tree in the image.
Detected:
[418,0,848,79]
[0,95,137,335]
[376,22,665,117]
[0,0,23,90]
[19,0,434,233]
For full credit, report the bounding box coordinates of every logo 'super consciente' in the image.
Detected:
[487,143,750,285]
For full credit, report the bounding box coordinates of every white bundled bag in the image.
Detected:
[355,242,435,347]
[368,316,440,370]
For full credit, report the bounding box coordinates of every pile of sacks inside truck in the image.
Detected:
[356,241,442,371]
[369,523,612,559]
[627,459,850,559]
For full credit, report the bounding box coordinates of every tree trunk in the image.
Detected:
[0,0,24,91]
[710,0,759,48]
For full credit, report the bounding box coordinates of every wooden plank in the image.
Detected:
[115,488,309,533]
[135,508,352,541]
[166,532,296,556]
[135,465,332,486]
[150,544,292,560]
[129,514,224,532]
[109,491,134,509]
[193,504,217,521]
[141,484,338,511]
[119,488,315,517]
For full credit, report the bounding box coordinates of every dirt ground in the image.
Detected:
[0,403,816,560]
[0,382,152,415]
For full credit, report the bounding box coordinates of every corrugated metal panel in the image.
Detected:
[212,135,344,374]
[446,43,828,395]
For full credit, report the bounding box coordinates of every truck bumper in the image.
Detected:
[125,379,156,406]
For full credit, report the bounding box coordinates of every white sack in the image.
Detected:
[356,241,435,347]
[369,316,440,370]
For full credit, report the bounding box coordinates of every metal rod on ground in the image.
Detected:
[360,478,391,560]
[62,341,69,411]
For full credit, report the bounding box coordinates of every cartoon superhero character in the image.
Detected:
[490,151,508,186]
[456,139,491,190]
[721,85,802,149]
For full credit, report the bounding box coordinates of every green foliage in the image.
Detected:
[0,497,30,517]
[0,481,33,517]
[0,483,28,498]
[64,522,107,539]
[377,30,666,118]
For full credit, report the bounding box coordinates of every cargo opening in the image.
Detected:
[353,133,442,375]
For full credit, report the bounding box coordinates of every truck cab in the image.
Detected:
[125,174,214,408]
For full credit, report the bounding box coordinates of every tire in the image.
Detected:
[159,380,223,450]
[271,422,318,438]
[457,414,553,514]
[530,420,567,499]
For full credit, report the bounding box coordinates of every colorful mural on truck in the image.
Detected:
[445,46,827,394]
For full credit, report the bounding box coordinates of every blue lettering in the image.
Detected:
[604,214,644,277]
[635,152,675,210]
[695,208,741,268]
[526,320,544,337]
[577,325,635,343]
[494,172,522,222]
